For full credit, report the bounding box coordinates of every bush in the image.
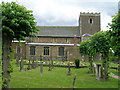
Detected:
[75,59,80,68]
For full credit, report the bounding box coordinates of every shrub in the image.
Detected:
[75,59,80,68]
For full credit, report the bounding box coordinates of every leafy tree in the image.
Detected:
[79,40,94,73]
[91,31,110,80]
[109,10,120,62]
[2,2,38,88]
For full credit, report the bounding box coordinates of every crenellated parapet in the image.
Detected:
[80,12,100,16]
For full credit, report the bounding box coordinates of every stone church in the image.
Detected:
[12,12,100,61]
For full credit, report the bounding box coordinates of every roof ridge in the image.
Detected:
[37,26,78,28]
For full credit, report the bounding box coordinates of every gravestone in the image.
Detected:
[34,56,38,68]
[27,57,31,70]
[16,55,21,66]
[96,64,102,80]
[93,63,96,75]
[48,59,52,71]
[16,56,19,66]
[20,57,24,72]
[40,55,43,75]
[51,59,54,69]
[31,57,35,69]
[67,61,71,76]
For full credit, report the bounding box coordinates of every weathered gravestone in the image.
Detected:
[48,58,52,71]
[27,57,31,70]
[31,56,36,69]
[16,56,19,66]
[51,59,54,69]
[67,61,71,76]
[20,57,24,72]
[40,55,43,75]
[34,56,38,68]
[16,55,21,66]
[93,63,96,75]
[96,64,103,80]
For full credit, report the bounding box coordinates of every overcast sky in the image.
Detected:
[1,0,120,31]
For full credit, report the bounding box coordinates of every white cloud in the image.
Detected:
[1,0,119,31]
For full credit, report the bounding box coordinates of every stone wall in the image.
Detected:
[12,37,82,61]
[25,45,81,61]
[79,12,100,36]
[28,37,81,44]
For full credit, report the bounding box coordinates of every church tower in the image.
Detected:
[79,12,101,37]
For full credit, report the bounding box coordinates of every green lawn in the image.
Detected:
[10,65,118,88]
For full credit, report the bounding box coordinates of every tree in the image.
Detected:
[2,2,38,88]
[79,40,94,73]
[91,31,110,80]
[109,10,120,62]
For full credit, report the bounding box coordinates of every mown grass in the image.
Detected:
[10,65,118,88]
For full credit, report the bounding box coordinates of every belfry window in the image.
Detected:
[30,46,36,55]
[58,47,64,56]
[44,47,49,56]
[89,18,93,24]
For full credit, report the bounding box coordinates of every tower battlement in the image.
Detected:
[79,12,101,36]
[80,12,100,16]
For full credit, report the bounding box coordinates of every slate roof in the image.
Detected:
[35,26,80,37]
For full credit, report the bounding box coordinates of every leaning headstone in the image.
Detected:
[20,58,24,72]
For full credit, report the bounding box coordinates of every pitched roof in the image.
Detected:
[35,26,80,37]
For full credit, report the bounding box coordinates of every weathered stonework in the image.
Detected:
[12,12,100,61]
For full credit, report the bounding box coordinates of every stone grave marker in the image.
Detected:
[20,57,24,72]
[67,61,71,76]
[31,56,35,69]
[27,57,31,70]
[34,56,38,68]
[40,55,43,75]
[48,58,52,71]
[96,64,102,80]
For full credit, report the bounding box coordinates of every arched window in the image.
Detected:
[16,45,21,54]
[30,46,36,55]
[58,47,64,56]
[44,47,49,56]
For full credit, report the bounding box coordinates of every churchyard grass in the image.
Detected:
[10,65,118,88]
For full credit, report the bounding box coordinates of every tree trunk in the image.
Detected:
[104,56,108,80]
[102,54,108,80]
[89,56,93,73]
[2,35,12,88]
